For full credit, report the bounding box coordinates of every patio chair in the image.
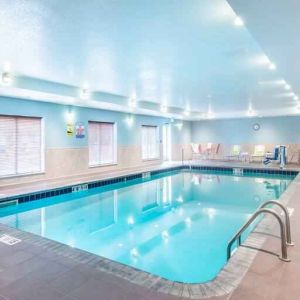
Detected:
[225,145,241,160]
[191,143,201,160]
[251,145,266,162]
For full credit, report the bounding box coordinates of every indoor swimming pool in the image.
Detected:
[0,170,295,283]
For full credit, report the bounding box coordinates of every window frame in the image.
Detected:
[141,125,160,161]
[0,114,45,178]
[88,121,117,167]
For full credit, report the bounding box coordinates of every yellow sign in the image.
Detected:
[67,123,74,137]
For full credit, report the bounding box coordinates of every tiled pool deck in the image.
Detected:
[0,160,299,299]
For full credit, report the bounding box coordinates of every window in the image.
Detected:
[88,122,117,166]
[0,115,43,177]
[141,125,159,160]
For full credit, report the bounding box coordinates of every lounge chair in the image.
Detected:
[204,143,213,159]
[226,145,241,160]
[191,143,201,160]
[251,145,266,162]
[211,143,220,159]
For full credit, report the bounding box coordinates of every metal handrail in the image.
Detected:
[227,208,290,262]
[259,200,293,246]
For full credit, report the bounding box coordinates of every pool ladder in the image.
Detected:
[227,200,293,262]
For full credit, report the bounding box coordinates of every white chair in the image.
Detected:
[191,143,201,160]
[251,145,266,162]
[226,145,241,160]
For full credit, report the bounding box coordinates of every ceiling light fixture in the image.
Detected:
[80,88,89,99]
[1,72,12,85]
[207,111,214,119]
[268,63,276,70]
[293,95,299,101]
[128,98,137,108]
[284,84,291,90]
[160,105,168,113]
[234,16,244,26]
[184,109,190,116]
[247,109,256,117]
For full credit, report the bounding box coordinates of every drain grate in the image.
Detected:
[0,234,21,246]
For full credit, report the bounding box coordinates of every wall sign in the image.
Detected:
[75,122,85,138]
[67,123,74,137]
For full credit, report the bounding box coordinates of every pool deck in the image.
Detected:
[1,159,300,200]
[0,160,299,299]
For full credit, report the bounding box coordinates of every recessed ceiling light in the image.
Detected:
[234,16,244,26]
[293,95,299,101]
[284,84,291,90]
[269,63,276,70]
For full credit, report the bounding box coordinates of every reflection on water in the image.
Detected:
[0,171,294,283]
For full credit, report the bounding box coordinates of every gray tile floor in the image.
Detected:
[0,225,185,300]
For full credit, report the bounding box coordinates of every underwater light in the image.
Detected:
[161,230,169,239]
[176,196,184,203]
[127,216,135,225]
[185,217,192,224]
[130,248,139,257]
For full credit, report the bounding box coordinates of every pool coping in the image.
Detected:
[0,164,297,204]
[0,165,298,299]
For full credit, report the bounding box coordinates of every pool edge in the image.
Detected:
[0,166,298,299]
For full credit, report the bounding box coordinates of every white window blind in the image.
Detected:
[0,115,43,177]
[89,122,116,166]
[142,125,159,160]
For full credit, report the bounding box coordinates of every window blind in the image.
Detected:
[89,122,116,166]
[142,125,159,160]
[0,115,43,177]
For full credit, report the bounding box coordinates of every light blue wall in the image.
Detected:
[0,96,191,148]
[191,116,300,144]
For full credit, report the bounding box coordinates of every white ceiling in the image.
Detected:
[0,0,299,120]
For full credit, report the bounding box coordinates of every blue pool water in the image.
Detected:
[0,170,294,283]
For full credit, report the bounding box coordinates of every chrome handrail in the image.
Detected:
[259,200,293,246]
[227,208,290,262]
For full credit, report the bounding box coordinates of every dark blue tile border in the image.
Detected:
[0,165,297,205]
